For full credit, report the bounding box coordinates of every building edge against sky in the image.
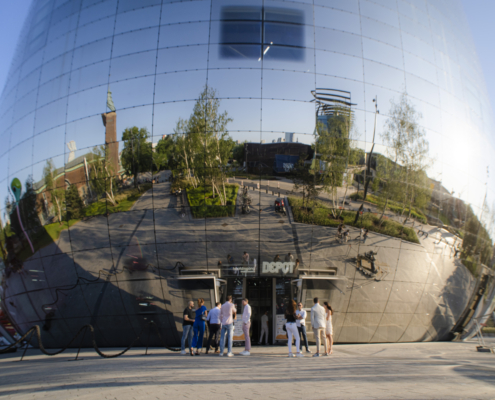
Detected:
[0,0,494,347]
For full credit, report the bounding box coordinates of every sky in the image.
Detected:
[0,0,494,112]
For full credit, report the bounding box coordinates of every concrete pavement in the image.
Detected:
[1,339,494,399]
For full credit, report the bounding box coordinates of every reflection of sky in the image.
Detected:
[1,0,495,218]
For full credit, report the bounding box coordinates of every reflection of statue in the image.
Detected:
[106,89,116,112]
[67,140,77,163]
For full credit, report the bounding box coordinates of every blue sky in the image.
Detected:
[0,0,494,113]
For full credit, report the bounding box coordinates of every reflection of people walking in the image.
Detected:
[362,229,369,244]
[285,252,294,262]
[285,300,303,357]
[205,302,221,354]
[311,297,327,357]
[180,301,195,356]
[274,254,281,262]
[219,295,237,357]
[242,251,249,265]
[191,298,207,355]
[323,302,333,355]
[356,227,365,240]
[240,298,251,356]
[259,311,269,344]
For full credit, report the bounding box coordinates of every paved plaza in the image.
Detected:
[1,339,494,399]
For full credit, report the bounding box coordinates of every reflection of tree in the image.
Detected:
[121,127,153,188]
[315,106,361,217]
[42,159,64,225]
[292,159,321,209]
[377,93,430,225]
[154,135,174,170]
[232,141,245,166]
[11,176,41,233]
[173,86,234,205]
[89,146,118,207]
[461,205,493,273]
[65,184,84,220]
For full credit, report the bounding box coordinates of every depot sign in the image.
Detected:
[262,261,295,274]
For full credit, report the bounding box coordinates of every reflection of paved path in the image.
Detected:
[3,339,495,400]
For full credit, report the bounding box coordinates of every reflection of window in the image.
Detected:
[220,6,304,61]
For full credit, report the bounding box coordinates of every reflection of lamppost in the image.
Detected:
[10,178,34,254]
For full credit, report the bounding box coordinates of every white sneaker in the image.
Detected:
[240,351,250,356]
[296,353,304,357]
[180,350,186,355]
[227,352,234,357]
[288,353,295,358]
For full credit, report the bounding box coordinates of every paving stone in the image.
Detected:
[1,339,494,399]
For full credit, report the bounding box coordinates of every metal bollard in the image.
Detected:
[278,192,280,197]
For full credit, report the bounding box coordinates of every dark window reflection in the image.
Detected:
[220,6,305,61]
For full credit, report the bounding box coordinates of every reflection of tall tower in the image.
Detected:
[102,89,119,175]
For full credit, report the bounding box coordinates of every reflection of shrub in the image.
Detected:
[289,197,419,243]
[84,183,152,217]
[187,185,238,218]
[460,254,478,276]
[350,192,427,224]
[171,177,188,193]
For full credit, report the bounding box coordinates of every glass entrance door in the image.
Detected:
[245,278,273,345]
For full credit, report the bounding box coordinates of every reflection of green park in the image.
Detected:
[187,185,238,218]
[289,197,419,243]
[350,192,427,224]
[1,183,152,262]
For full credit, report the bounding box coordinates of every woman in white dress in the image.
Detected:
[323,302,333,355]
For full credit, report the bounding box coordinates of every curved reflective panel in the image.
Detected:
[0,0,494,347]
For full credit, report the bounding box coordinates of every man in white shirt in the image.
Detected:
[296,302,310,353]
[240,298,252,356]
[259,311,269,345]
[285,252,294,262]
[205,302,222,354]
[219,295,237,356]
[310,297,327,357]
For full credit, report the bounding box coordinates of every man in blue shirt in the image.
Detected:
[205,302,222,354]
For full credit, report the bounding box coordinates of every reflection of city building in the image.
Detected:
[34,152,94,224]
[244,142,312,174]
[0,0,494,348]
[34,109,120,225]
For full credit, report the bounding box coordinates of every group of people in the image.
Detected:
[337,224,369,244]
[284,298,333,357]
[180,296,333,358]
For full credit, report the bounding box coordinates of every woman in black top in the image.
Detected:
[285,300,303,357]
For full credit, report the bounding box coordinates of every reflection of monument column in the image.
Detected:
[101,111,119,175]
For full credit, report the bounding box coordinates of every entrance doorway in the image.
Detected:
[245,278,273,345]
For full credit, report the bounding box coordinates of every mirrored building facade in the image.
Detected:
[0,0,494,347]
